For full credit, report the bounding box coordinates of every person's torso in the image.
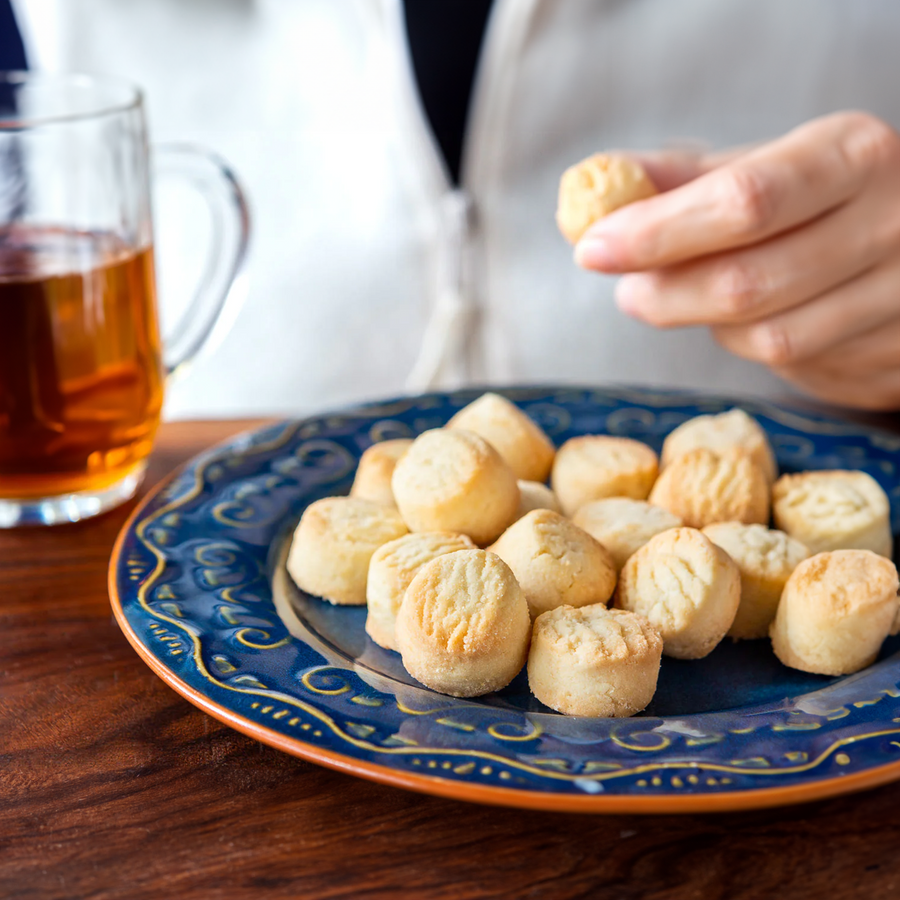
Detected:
[12,0,900,416]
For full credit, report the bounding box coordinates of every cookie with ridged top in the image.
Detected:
[489,509,617,619]
[661,409,777,484]
[772,469,892,558]
[616,527,740,659]
[287,497,408,605]
[395,549,531,697]
[528,605,662,717]
[365,531,476,651]
[649,447,769,528]
[573,497,682,572]
[702,522,809,640]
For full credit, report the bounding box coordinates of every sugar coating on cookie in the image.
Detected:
[448,393,556,483]
[573,497,682,572]
[528,605,662,717]
[488,509,617,618]
[772,469,893,559]
[616,527,740,659]
[770,550,900,675]
[287,497,408,605]
[395,549,531,697]
[702,522,809,640]
[365,531,475,651]
[649,447,769,528]
[662,409,777,484]
[551,435,659,517]
[556,153,658,245]
[391,428,520,545]
[349,439,413,507]
[515,480,562,520]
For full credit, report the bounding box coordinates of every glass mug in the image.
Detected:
[0,72,249,526]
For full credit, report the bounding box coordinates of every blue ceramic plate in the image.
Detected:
[109,387,900,813]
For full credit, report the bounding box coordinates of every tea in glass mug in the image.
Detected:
[0,72,249,525]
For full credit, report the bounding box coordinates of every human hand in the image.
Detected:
[575,113,900,410]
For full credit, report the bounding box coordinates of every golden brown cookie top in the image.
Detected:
[649,447,769,528]
[702,522,809,578]
[392,428,504,502]
[447,393,555,482]
[533,605,661,664]
[662,409,777,484]
[787,550,898,616]
[400,549,526,655]
[772,470,890,529]
[298,496,408,543]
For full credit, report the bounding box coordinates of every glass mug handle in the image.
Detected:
[151,143,251,375]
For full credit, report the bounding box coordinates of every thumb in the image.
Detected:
[627,145,752,192]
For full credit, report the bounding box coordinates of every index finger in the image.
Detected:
[575,113,877,273]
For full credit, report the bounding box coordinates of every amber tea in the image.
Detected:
[0,226,164,499]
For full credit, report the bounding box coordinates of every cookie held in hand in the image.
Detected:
[556,153,658,245]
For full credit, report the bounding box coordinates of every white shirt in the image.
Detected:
[13,0,900,417]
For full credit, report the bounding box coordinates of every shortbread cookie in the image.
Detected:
[515,480,562,519]
[556,153,658,244]
[649,447,769,528]
[392,428,520,545]
[448,393,556,482]
[396,549,531,697]
[349,438,413,507]
[573,498,682,572]
[616,527,740,659]
[770,550,900,675]
[661,409,777,484]
[772,470,893,558]
[551,435,659,517]
[528,605,662,717]
[287,497,408,605]
[702,522,809,640]
[365,531,476,651]
[488,510,617,618]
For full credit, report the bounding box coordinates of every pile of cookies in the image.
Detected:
[287,393,899,718]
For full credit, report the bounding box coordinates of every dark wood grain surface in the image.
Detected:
[2,418,900,900]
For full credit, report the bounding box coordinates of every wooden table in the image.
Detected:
[3,418,900,900]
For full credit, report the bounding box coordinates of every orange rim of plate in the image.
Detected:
[109,461,900,815]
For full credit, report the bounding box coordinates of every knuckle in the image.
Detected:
[712,260,766,319]
[720,167,777,237]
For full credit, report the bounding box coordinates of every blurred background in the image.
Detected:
[5,0,900,419]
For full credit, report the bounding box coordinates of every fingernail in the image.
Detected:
[574,235,618,270]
